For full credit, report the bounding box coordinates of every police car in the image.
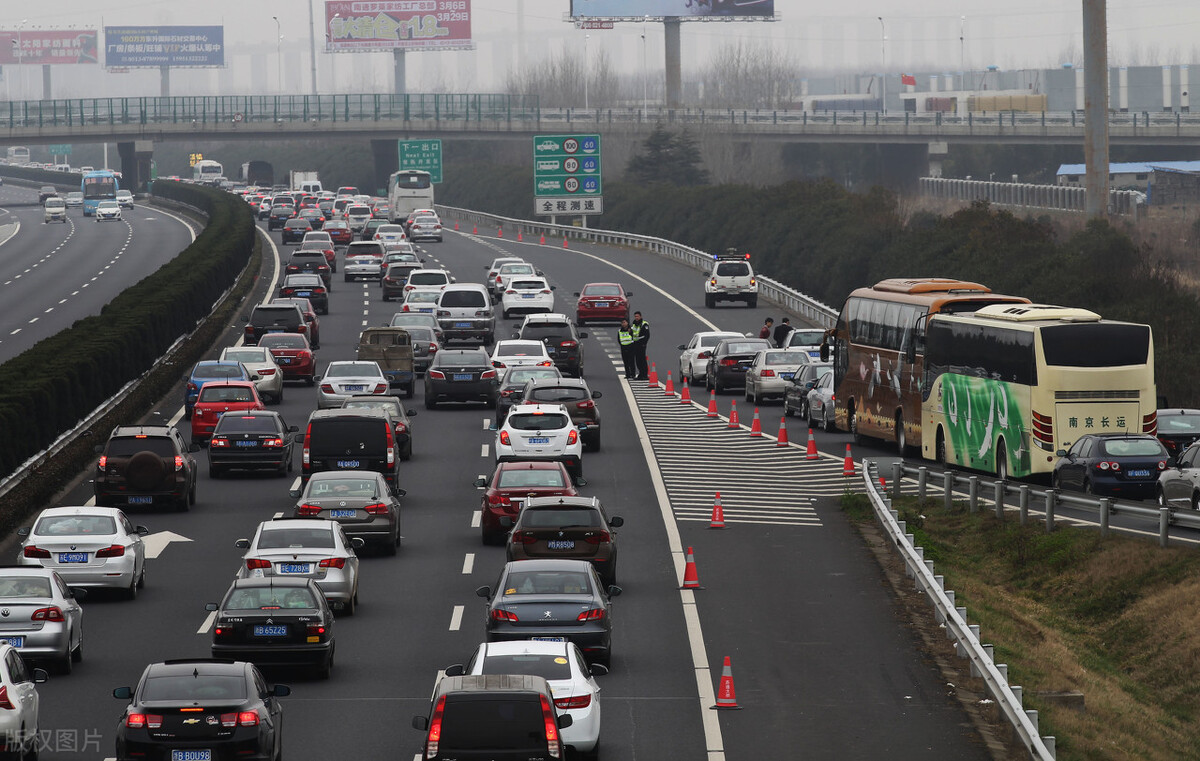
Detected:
[704,249,758,308]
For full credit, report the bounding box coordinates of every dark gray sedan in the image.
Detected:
[1157,440,1200,509]
[705,338,770,393]
[289,470,403,555]
[425,349,498,409]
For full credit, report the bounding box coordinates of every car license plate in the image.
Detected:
[253,625,288,637]
[454,322,472,328]
[522,294,536,299]
[171,751,211,761]
[780,372,794,380]
[331,509,357,518]
[1128,469,1152,478]
[418,307,434,313]
[297,291,312,297]
[266,328,284,333]
[531,637,566,642]
[336,460,360,468]
[278,357,292,364]
[279,563,311,574]
[235,440,258,448]
[453,373,473,381]
[527,437,551,445]
[345,384,365,392]
[0,636,24,648]
[595,302,609,308]
[547,540,575,550]
[58,553,88,563]
[128,496,153,505]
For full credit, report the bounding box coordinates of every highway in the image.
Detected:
[10,212,992,760]
[0,184,198,363]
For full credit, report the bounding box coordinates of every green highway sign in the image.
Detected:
[398,139,442,183]
[533,134,602,214]
[48,144,72,155]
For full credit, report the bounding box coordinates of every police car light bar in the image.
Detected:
[714,249,751,261]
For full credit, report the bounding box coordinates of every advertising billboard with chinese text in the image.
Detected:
[104,26,225,68]
[325,1,473,51]
[570,0,772,17]
[0,30,99,65]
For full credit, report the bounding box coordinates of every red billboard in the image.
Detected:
[325,1,472,52]
[0,30,100,65]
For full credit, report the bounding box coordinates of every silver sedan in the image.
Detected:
[220,346,285,404]
[236,519,363,615]
[744,349,811,405]
[17,506,148,599]
[0,569,84,674]
[677,331,745,386]
[316,361,389,409]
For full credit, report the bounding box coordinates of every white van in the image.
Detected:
[44,197,67,223]
[298,180,322,195]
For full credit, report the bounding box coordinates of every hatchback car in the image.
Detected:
[259,332,316,385]
[290,470,402,553]
[404,325,440,375]
[476,559,619,666]
[184,360,257,419]
[299,234,337,271]
[0,569,83,674]
[514,314,587,377]
[206,578,335,677]
[425,349,498,409]
[405,268,454,294]
[495,366,563,426]
[113,659,289,760]
[316,361,389,409]
[236,519,363,614]
[220,346,285,404]
[706,338,771,393]
[495,403,583,479]
[506,496,623,585]
[575,282,631,325]
[95,200,122,221]
[490,340,553,372]
[279,273,329,315]
[678,331,746,386]
[18,507,148,599]
[344,204,373,233]
[744,349,811,405]
[474,460,580,545]
[189,381,265,445]
[1052,433,1169,499]
[1157,440,1200,510]
[0,642,49,756]
[208,411,297,478]
[522,378,602,451]
[381,263,420,301]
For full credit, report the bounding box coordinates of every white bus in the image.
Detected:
[919,303,1157,480]
[387,170,434,224]
[192,160,225,185]
[6,146,30,165]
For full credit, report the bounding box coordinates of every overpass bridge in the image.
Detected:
[7,92,1200,190]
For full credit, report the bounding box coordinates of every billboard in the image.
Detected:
[570,0,773,17]
[0,30,99,65]
[104,26,225,68]
[325,1,473,51]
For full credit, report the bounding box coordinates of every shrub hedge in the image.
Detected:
[0,180,255,477]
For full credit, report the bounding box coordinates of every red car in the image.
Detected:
[272,297,321,349]
[324,219,353,245]
[190,381,264,444]
[259,333,316,385]
[474,460,579,545]
[575,282,631,325]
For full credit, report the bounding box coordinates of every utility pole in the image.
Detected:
[307,0,318,94]
[878,17,886,112]
[1083,0,1110,217]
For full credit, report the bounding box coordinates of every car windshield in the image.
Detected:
[327,363,380,378]
[377,225,404,234]
[195,364,245,379]
[105,437,176,457]
[502,570,591,595]
[347,206,371,215]
[700,334,742,348]
[308,477,379,498]
[1099,439,1167,457]
[441,291,487,308]
[479,654,571,680]
[409,272,447,285]
[406,291,442,304]
[519,508,602,528]
[500,265,535,275]
[716,262,750,276]
[391,315,437,328]
[256,527,335,549]
[497,343,545,357]
[343,399,402,415]
[582,285,622,296]
[438,352,488,366]
[199,385,255,403]
[224,586,317,610]
[528,387,590,403]
[224,350,268,364]
[286,275,322,286]
[497,469,568,489]
[787,330,826,347]
[763,351,808,365]
[511,280,547,290]
[504,368,559,387]
[259,335,307,349]
[438,700,544,751]
[0,577,52,598]
[253,308,298,323]
[723,342,767,354]
[34,515,117,535]
[142,675,247,702]
[507,413,569,431]
[1160,414,1200,434]
[98,201,118,209]
[521,324,571,340]
[214,415,276,434]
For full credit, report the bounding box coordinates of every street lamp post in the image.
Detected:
[326,13,340,93]
[307,0,317,95]
[878,17,886,113]
[15,19,28,102]
[583,33,590,110]
[272,16,282,93]
[959,16,966,87]
[642,16,649,115]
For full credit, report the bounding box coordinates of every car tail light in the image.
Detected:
[567,430,578,445]
[487,493,511,506]
[576,400,594,410]
[127,713,162,729]
[560,340,577,349]
[32,606,64,622]
[554,694,592,710]
[584,530,612,544]
[576,608,605,621]
[437,310,450,317]
[246,558,271,569]
[263,437,284,448]
[1158,460,1168,470]
[23,546,50,559]
[297,504,321,516]
[210,437,230,448]
[540,694,562,759]
[302,423,312,466]
[238,711,259,727]
[541,289,552,294]
[491,609,519,622]
[363,502,390,515]
[187,382,199,393]
[296,324,308,334]
[760,369,776,377]
[499,430,513,446]
[318,558,346,568]
[500,389,515,398]
[174,455,184,471]
[1096,461,1121,471]
[401,305,411,312]
[474,310,490,317]
[0,686,13,710]
[481,369,497,380]
[306,624,327,637]
[505,289,516,295]
[96,544,126,558]
[213,626,231,637]
[386,424,396,466]
[218,712,239,727]
[373,383,388,394]
[537,361,553,367]
[98,455,108,470]
[425,695,446,759]
[720,358,737,367]
[429,343,439,353]
[510,530,537,544]
[320,384,335,394]
[394,422,408,434]
[697,351,712,359]
[710,277,717,287]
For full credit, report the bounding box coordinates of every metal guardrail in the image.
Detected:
[436,204,840,330]
[861,459,1057,760]
[918,177,1144,218]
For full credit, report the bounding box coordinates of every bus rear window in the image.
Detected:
[1040,324,1150,367]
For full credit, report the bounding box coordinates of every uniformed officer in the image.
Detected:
[631,311,650,380]
[617,318,637,379]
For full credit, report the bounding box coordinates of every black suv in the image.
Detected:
[285,250,332,286]
[301,409,403,495]
[94,425,200,510]
[38,186,58,204]
[514,315,588,377]
[267,204,295,230]
[243,303,308,345]
[281,217,313,243]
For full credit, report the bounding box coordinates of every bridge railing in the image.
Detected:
[436,204,840,329]
[918,177,1144,217]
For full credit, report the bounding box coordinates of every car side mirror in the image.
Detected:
[625,291,632,297]
[32,668,48,684]
[550,285,557,290]
[607,585,622,597]
[474,476,488,488]
[293,433,305,443]
[513,333,521,339]
[242,316,250,323]
[288,487,302,498]
[272,684,291,697]
[251,374,261,381]
[112,686,132,700]
[574,476,588,487]
[412,716,429,731]
[188,442,202,453]
[573,291,581,297]
[475,585,492,599]
[205,602,219,611]
[536,270,545,276]
[235,539,251,549]
[499,517,513,529]
[288,425,299,432]
[1055,449,1067,457]
[351,537,366,550]
[820,344,830,362]
[314,374,322,382]
[16,527,29,537]
[608,516,624,528]
[136,526,150,536]
[406,409,418,417]
[395,488,407,497]
[68,587,87,600]
[444,664,465,677]
[578,332,588,339]
[591,390,602,399]
[557,714,573,729]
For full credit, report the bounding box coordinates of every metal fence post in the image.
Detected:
[1099,497,1111,537]
[917,467,927,500]
[891,461,902,499]
[1160,507,1171,548]
[968,476,979,513]
[993,480,1005,519]
[943,471,954,512]
[1045,489,1057,532]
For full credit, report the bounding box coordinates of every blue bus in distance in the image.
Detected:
[82,170,119,216]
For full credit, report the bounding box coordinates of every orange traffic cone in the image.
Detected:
[664,371,675,396]
[842,444,855,476]
[713,656,742,709]
[805,428,818,459]
[498,227,503,238]
[517,230,523,242]
[727,400,740,429]
[472,225,478,235]
[879,476,887,491]
[648,363,659,387]
[680,382,691,404]
[749,408,762,437]
[562,237,569,249]
[453,221,459,231]
[709,493,726,529]
[539,234,546,245]
[680,546,703,589]
[777,418,790,447]
[706,390,718,418]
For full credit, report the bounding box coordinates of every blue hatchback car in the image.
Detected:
[184,360,255,419]
[1052,433,1169,500]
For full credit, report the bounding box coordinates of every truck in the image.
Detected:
[241,161,274,188]
[289,171,322,195]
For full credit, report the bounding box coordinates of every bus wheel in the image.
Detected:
[995,441,1009,481]
[895,414,907,456]
[849,406,864,446]
[935,429,948,466]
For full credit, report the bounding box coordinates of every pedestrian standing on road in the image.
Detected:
[631,311,651,380]
[617,318,637,379]
[773,317,793,348]
[758,317,774,341]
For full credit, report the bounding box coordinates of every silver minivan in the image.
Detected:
[44,197,67,223]
[436,283,495,345]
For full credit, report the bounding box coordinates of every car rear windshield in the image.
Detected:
[764,351,808,365]
[407,291,442,303]
[716,262,750,277]
[34,515,117,535]
[348,243,383,255]
[507,413,569,431]
[347,205,371,215]
[583,285,621,296]
[343,400,402,415]
[224,350,268,364]
[308,476,380,497]
[788,330,826,346]
[501,265,535,275]
[700,334,741,348]
[438,352,488,366]
[106,437,176,457]
[327,363,380,378]
[214,415,277,434]
[0,577,52,598]
[724,342,767,354]
[257,527,335,549]
[142,675,247,702]
[259,335,307,349]
[511,280,546,290]
[409,272,447,285]
[528,387,589,403]
[520,507,602,528]
[441,291,487,308]
[498,343,544,356]
[503,570,590,595]
[504,369,559,387]
[224,587,317,610]
[199,385,255,403]
[521,325,572,341]
[1160,414,1200,434]
[1099,438,1167,457]
[251,307,300,325]
[480,654,571,680]
[309,420,386,455]
[497,469,567,489]
[438,698,544,751]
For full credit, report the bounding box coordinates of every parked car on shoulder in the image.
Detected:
[1052,433,1169,500]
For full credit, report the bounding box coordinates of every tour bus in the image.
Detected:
[386,170,434,224]
[919,304,1157,479]
[82,169,120,215]
[5,146,30,165]
[192,159,225,185]
[825,278,1030,453]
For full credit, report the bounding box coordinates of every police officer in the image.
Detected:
[617,318,637,379]
[631,311,650,380]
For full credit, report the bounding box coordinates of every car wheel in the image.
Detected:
[274,387,284,404]
[382,294,390,302]
[400,443,412,462]
[704,294,715,308]
[425,397,437,410]
[342,593,356,617]
[305,375,316,387]
[316,649,333,680]
[800,399,810,423]
[747,296,758,308]
[714,378,724,394]
[209,465,223,479]
[138,564,146,589]
[994,440,1008,481]
[124,573,139,600]
[744,386,752,403]
[344,273,351,282]
[71,640,83,663]
[384,536,398,557]
[849,407,864,445]
[1157,486,1169,507]
[783,398,794,418]
[1083,480,1095,496]
[404,384,415,399]
[56,650,72,676]
[579,741,600,761]
[752,386,763,406]
[589,432,601,452]
[823,406,835,433]
[1191,491,1200,511]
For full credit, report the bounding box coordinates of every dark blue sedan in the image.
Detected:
[183,360,254,420]
[1052,433,1169,500]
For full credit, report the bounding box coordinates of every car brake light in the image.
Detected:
[298,504,321,516]
[174,455,184,471]
[576,608,605,621]
[306,624,327,636]
[567,430,578,445]
[510,530,537,544]
[318,558,346,568]
[576,400,594,409]
[542,289,552,294]
[320,384,335,394]
[263,437,284,448]
[537,361,553,367]
[710,277,717,287]
[554,694,592,710]
[487,493,510,506]
[296,324,307,334]
[720,358,737,366]
[96,544,126,558]
[210,437,230,448]
[363,502,390,515]
[302,423,311,466]
[23,546,50,559]
[127,713,162,729]
[561,340,577,348]
[429,370,445,380]
[499,431,511,446]
[481,369,497,379]
[697,351,712,359]
[238,711,259,727]
[426,695,446,758]
[760,369,776,377]
[386,425,396,466]
[32,606,64,622]
[374,383,388,394]
[246,558,271,569]
[429,343,439,352]
[98,455,108,470]
[540,694,562,759]
[0,686,13,710]
[1097,461,1120,471]
[584,530,612,545]
[505,289,516,295]
[491,609,519,622]
[402,305,411,312]
[500,389,515,397]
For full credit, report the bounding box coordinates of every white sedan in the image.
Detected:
[0,642,48,754]
[316,361,389,409]
[447,640,604,758]
[490,340,553,371]
[373,224,408,244]
[220,346,285,404]
[236,519,364,615]
[95,199,122,221]
[501,277,556,319]
[677,331,745,386]
[17,506,149,598]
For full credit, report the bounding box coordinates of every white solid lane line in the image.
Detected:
[462,554,474,574]
[480,444,489,458]
[471,511,482,528]
[448,605,464,631]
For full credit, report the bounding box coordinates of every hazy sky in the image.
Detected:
[4,1,1200,98]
